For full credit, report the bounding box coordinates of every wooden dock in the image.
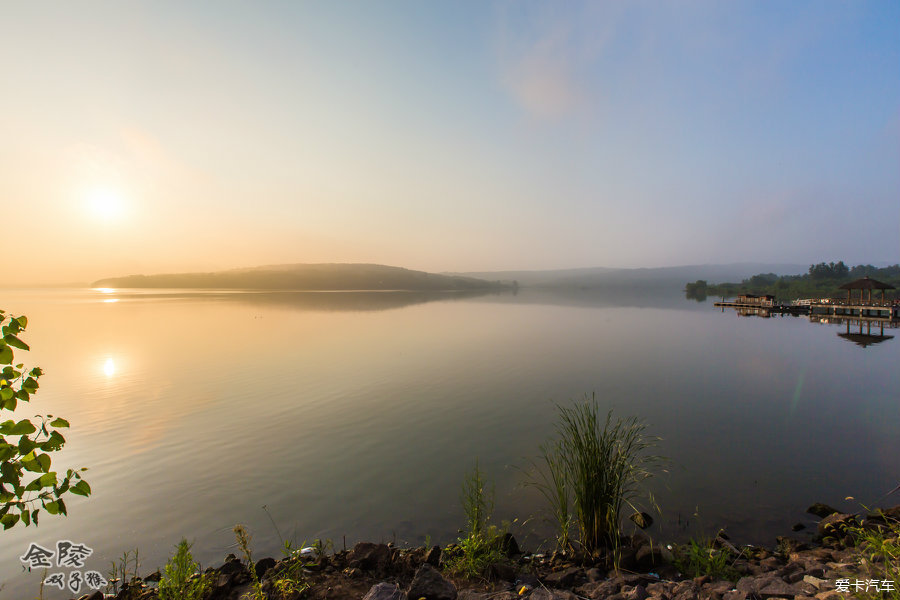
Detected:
[714,300,900,321]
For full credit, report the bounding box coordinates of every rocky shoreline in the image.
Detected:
[70,504,898,600]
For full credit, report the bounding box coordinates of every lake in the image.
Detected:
[1,287,898,598]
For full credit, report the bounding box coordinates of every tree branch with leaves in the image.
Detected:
[0,310,90,530]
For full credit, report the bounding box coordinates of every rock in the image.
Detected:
[143,570,161,582]
[364,582,408,600]
[77,592,104,600]
[816,513,858,538]
[408,563,457,600]
[585,567,605,582]
[630,512,654,529]
[807,503,839,518]
[425,545,442,567]
[635,544,673,569]
[802,575,827,589]
[865,504,900,527]
[487,561,517,582]
[791,522,806,531]
[498,533,521,557]
[349,542,392,571]
[254,556,276,578]
[575,579,620,599]
[459,592,518,600]
[757,579,801,598]
[775,537,808,554]
[530,589,579,600]
[219,556,245,576]
[544,566,581,588]
[626,583,649,600]
[813,591,843,600]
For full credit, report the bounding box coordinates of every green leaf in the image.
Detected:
[0,387,12,401]
[49,417,69,428]
[22,377,38,393]
[16,316,27,328]
[0,344,12,365]
[1,419,37,436]
[1,513,20,529]
[35,453,51,472]
[1,460,20,485]
[18,436,38,457]
[22,508,30,526]
[32,508,39,525]
[70,480,91,496]
[57,497,67,516]
[0,443,14,462]
[3,334,29,351]
[40,430,66,451]
[43,500,59,515]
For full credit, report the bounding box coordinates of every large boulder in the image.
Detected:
[349,542,392,571]
[408,563,457,600]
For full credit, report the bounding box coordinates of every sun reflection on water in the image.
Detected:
[103,357,116,377]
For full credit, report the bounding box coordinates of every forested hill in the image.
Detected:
[92,263,509,291]
[685,262,900,301]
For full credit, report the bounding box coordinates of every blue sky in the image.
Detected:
[2,1,898,283]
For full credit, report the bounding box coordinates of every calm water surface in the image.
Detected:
[1,288,898,598]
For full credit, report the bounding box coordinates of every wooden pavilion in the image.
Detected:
[838,276,896,305]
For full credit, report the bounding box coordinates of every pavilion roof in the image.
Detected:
[838,276,896,291]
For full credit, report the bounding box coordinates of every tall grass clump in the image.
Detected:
[845,509,900,600]
[445,460,506,579]
[157,539,210,600]
[528,394,662,562]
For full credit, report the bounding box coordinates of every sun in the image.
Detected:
[86,188,125,221]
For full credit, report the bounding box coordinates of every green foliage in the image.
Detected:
[234,524,266,600]
[461,459,493,539]
[529,395,662,563]
[693,262,900,302]
[445,461,507,579]
[845,509,900,600]
[158,539,211,600]
[107,548,141,597]
[0,310,89,530]
[270,543,311,600]
[672,537,741,582]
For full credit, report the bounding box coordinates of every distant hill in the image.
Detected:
[92,263,509,291]
[452,263,808,288]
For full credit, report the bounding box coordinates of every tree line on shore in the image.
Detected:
[685,262,900,302]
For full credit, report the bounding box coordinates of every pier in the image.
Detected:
[714,276,899,320]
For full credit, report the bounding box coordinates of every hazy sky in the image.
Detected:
[2,1,898,284]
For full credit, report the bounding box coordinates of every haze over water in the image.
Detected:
[1,288,898,598]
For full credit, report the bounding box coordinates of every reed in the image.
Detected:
[530,394,662,562]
